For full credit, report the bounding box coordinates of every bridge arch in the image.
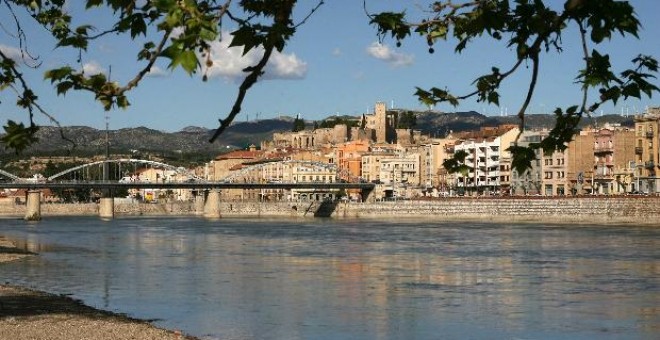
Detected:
[0,169,20,181]
[47,159,202,181]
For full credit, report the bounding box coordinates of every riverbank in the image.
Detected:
[0,237,197,340]
[3,196,660,222]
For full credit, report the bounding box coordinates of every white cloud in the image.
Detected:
[266,52,307,79]
[332,48,342,57]
[0,44,22,61]
[146,65,168,77]
[366,42,413,67]
[82,61,106,75]
[202,31,307,82]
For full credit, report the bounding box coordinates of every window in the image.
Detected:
[544,172,553,179]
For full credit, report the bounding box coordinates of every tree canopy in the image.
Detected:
[369,0,657,173]
[1,0,658,173]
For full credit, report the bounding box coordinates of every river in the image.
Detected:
[1,217,659,339]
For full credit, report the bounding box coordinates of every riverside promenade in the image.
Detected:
[2,196,660,222]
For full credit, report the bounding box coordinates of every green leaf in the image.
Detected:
[44,66,74,83]
[178,50,198,75]
[85,0,103,8]
[508,145,536,175]
[55,81,73,95]
[230,26,261,56]
[1,120,39,153]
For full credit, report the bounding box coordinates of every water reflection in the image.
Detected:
[0,217,659,339]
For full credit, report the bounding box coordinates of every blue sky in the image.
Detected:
[1,0,659,132]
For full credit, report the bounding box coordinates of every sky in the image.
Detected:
[1,0,659,132]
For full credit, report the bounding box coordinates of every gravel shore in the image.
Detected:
[0,236,198,340]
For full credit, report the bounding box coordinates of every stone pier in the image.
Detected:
[194,191,206,215]
[99,197,114,219]
[24,190,42,221]
[203,190,221,219]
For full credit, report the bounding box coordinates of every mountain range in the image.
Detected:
[2,111,634,156]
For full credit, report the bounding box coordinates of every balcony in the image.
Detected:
[594,146,614,154]
[646,131,654,138]
[635,147,643,154]
[595,160,614,167]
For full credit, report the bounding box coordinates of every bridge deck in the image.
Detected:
[0,181,375,190]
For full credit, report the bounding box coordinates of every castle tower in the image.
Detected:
[375,102,387,143]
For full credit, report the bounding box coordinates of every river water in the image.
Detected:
[0,217,658,339]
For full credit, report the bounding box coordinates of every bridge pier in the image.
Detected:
[24,190,41,221]
[99,197,114,219]
[204,190,221,219]
[194,191,206,215]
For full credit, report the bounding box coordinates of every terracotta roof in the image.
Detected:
[215,150,263,160]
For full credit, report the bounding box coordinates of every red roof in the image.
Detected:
[215,150,263,161]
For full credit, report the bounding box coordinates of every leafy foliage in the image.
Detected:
[1,0,310,152]
[442,149,469,175]
[1,121,39,154]
[292,117,306,132]
[317,117,359,129]
[370,0,658,171]
[396,111,417,129]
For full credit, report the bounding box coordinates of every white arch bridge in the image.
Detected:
[1,158,365,184]
[0,169,20,181]
[46,158,203,181]
[0,159,202,182]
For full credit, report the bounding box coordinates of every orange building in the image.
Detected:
[336,140,370,181]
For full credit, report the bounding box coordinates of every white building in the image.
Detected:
[453,127,519,195]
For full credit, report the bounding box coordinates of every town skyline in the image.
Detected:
[0,0,658,133]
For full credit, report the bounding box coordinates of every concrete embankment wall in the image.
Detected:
[1,197,659,222]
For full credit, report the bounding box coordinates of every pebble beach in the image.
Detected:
[0,236,198,340]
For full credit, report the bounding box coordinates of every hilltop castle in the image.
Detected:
[263,102,423,150]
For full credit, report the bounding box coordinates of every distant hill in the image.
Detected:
[415,111,634,137]
[0,112,635,157]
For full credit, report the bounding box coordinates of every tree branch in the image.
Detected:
[209,44,274,143]
[576,19,590,115]
[209,0,296,143]
[117,29,171,95]
[516,53,539,135]
[294,1,324,28]
[0,49,75,150]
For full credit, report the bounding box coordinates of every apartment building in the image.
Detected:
[336,140,370,182]
[634,107,660,193]
[361,152,395,183]
[565,125,637,195]
[593,127,636,194]
[377,153,420,198]
[419,137,457,190]
[453,126,519,195]
[510,131,544,195]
